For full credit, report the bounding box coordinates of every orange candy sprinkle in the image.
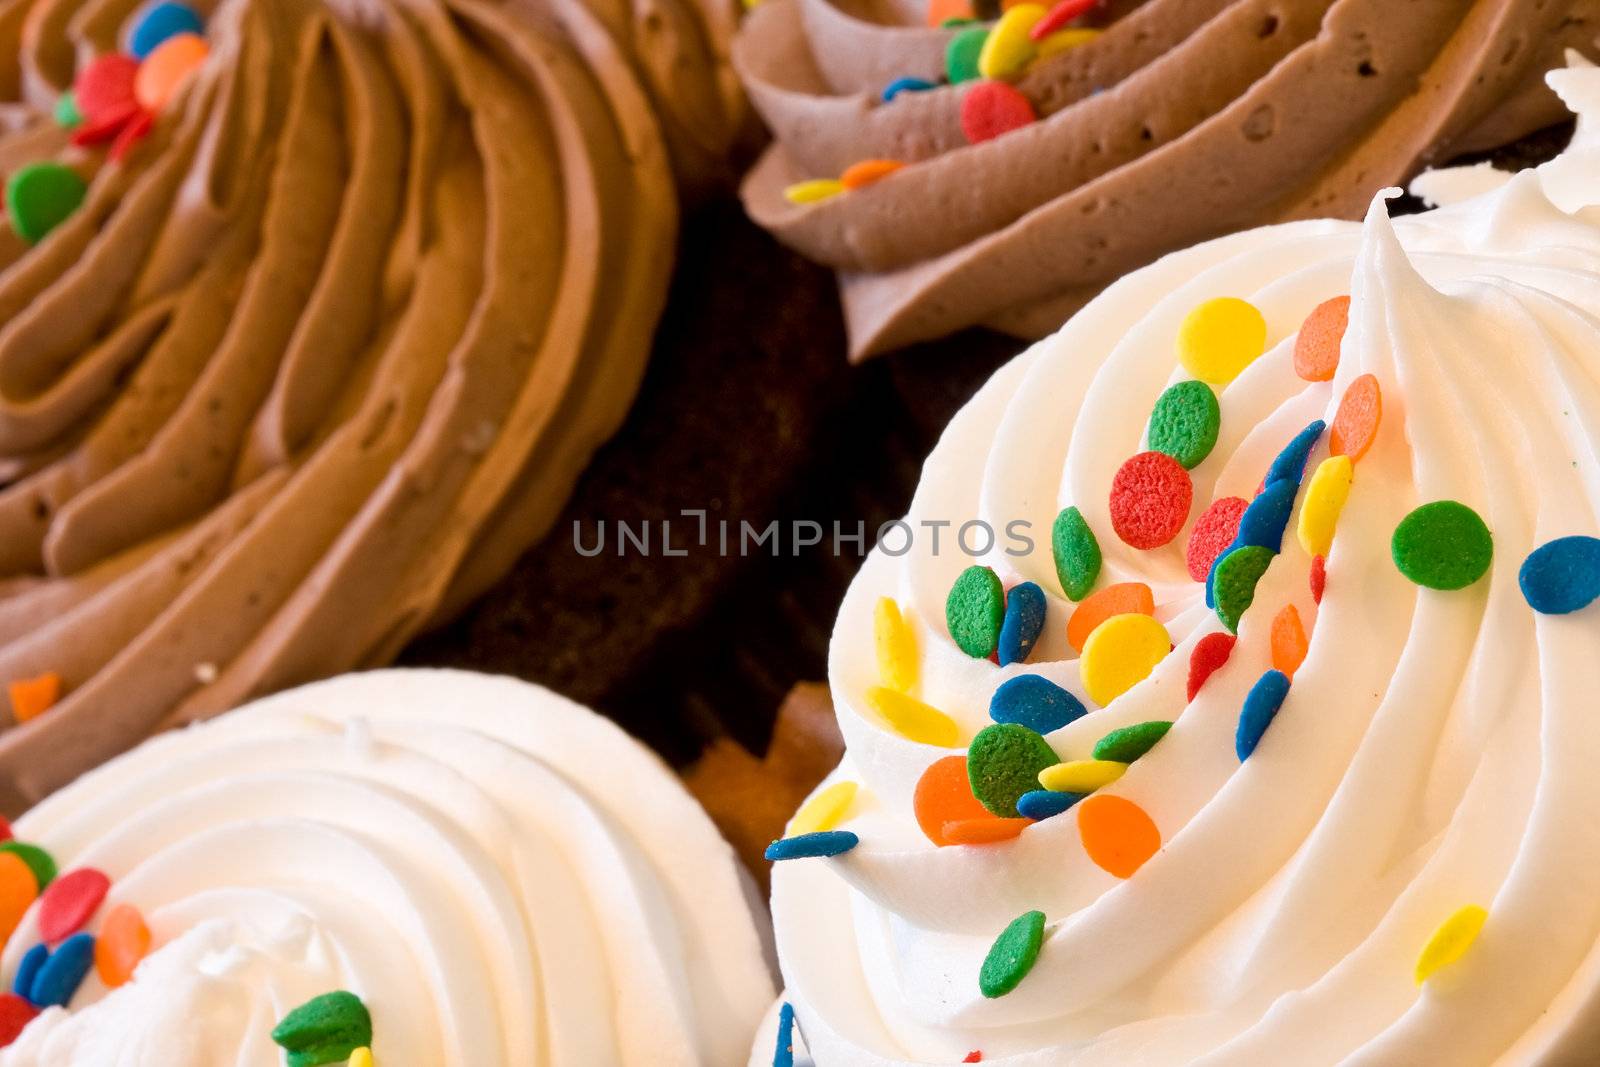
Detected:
[1077,793,1160,878]
[914,755,999,847]
[1331,373,1382,463]
[1293,296,1350,382]
[0,852,38,945]
[926,0,973,24]
[840,159,904,190]
[1066,582,1154,652]
[943,817,1030,845]
[1270,604,1308,679]
[134,33,208,112]
[95,903,151,988]
[8,672,60,722]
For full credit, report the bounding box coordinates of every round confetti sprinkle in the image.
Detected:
[1293,295,1350,382]
[1081,613,1170,706]
[1077,794,1160,878]
[0,843,55,892]
[1187,496,1248,581]
[997,580,1046,666]
[874,596,918,692]
[947,565,1006,658]
[915,756,999,846]
[0,853,36,946]
[1109,451,1192,549]
[1392,501,1492,590]
[840,158,904,190]
[1520,536,1600,614]
[1066,581,1154,652]
[1234,479,1296,554]
[1297,455,1353,557]
[1029,0,1097,39]
[773,1002,797,1067]
[1176,297,1266,385]
[13,944,45,1000]
[788,781,859,837]
[1038,759,1126,792]
[0,993,37,1047]
[1016,788,1082,820]
[273,991,374,1067]
[30,932,94,1008]
[1052,505,1101,600]
[1265,420,1326,487]
[1236,669,1290,761]
[74,54,140,123]
[53,92,81,130]
[784,178,844,205]
[1310,554,1327,603]
[350,1050,374,1067]
[943,817,1030,845]
[1331,373,1382,462]
[979,910,1045,998]
[128,0,205,59]
[977,3,1044,79]
[1187,632,1236,701]
[5,164,87,246]
[1214,545,1274,633]
[765,830,859,861]
[867,686,962,747]
[7,671,60,723]
[38,867,109,944]
[960,80,1036,144]
[883,76,935,101]
[967,723,1060,817]
[1092,721,1172,763]
[1415,904,1488,985]
[946,26,990,83]
[990,674,1086,734]
[1147,380,1220,469]
[134,32,208,112]
[94,903,150,989]
[1270,604,1308,679]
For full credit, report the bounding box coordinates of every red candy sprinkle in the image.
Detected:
[38,867,110,943]
[1029,0,1097,39]
[0,815,11,843]
[1186,496,1248,580]
[109,110,155,163]
[964,1053,985,1064]
[1109,451,1193,550]
[0,993,37,1047]
[1187,632,1236,701]
[960,82,1036,145]
[1310,554,1327,604]
[74,54,140,124]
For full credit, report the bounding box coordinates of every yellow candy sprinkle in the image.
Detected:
[788,781,860,836]
[1038,758,1127,792]
[1297,454,1354,557]
[784,178,845,205]
[977,3,1046,80]
[874,596,918,693]
[866,686,963,747]
[350,1049,375,1067]
[1415,904,1488,985]
[1080,613,1171,706]
[1034,27,1100,60]
[1177,297,1268,385]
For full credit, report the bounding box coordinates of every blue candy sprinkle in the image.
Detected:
[1235,479,1297,553]
[766,831,859,862]
[128,0,204,59]
[997,581,1046,666]
[1236,670,1290,761]
[774,1002,797,1067]
[990,675,1086,734]
[29,932,93,1008]
[882,76,935,102]
[1265,420,1326,487]
[1520,536,1600,614]
[13,944,46,1001]
[1017,789,1083,820]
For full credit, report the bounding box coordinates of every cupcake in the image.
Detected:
[754,56,1600,1067]
[0,668,773,1062]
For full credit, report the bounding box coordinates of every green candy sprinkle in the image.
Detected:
[53,92,81,130]
[1214,544,1274,633]
[1052,506,1100,601]
[980,910,1046,998]
[945,26,989,84]
[947,564,1005,658]
[271,991,373,1067]
[1392,500,1493,590]
[940,15,977,26]
[5,163,87,245]
[0,842,56,891]
[1147,380,1220,469]
[967,723,1059,818]
[1092,720,1173,763]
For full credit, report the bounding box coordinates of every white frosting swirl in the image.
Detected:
[758,56,1600,1067]
[0,669,774,1065]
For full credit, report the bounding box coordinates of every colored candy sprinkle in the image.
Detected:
[882,76,935,101]
[1077,794,1160,878]
[134,33,208,112]
[1293,296,1349,382]
[1187,632,1236,700]
[94,903,150,989]
[5,164,87,246]
[960,81,1036,144]
[1213,545,1274,633]
[30,933,94,1008]
[914,755,998,846]
[1029,0,1097,40]
[1092,721,1171,763]
[37,867,109,944]
[1310,554,1327,603]
[783,178,844,205]
[997,581,1046,666]
[1034,26,1100,59]
[1187,496,1248,581]
[1297,455,1353,557]
[273,991,374,1067]
[0,854,37,946]
[1066,581,1154,652]
[1038,759,1126,792]
[1016,788,1081,820]
[129,1,205,59]
[0,994,37,1047]
[75,54,140,124]
[1331,373,1382,463]
[1052,505,1101,600]
[1234,479,1297,553]
[1415,905,1488,985]
[13,945,45,1000]
[874,596,918,692]
[840,159,904,189]
[1147,380,1220,469]
[927,0,974,26]
[943,817,1030,845]
[7,672,61,723]
[1520,536,1600,614]
[1270,604,1308,679]
[1109,451,1192,549]
[977,4,1045,79]
[787,781,859,836]
[1081,613,1170,706]
[979,910,1045,998]
[1176,297,1266,385]
[773,1002,796,1067]
[53,92,81,130]
[967,723,1060,817]
[946,26,990,84]
[350,1050,374,1067]
[0,819,11,844]
[0,844,55,892]
[990,674,1086,734]
[947,565,1006,658]
[765,831,859,862]
[1236,669,1290,760]
[866,686,962,747]
[964,1053,983,1063]
[1392,501,1493,590]
[1265,420,1326,487]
